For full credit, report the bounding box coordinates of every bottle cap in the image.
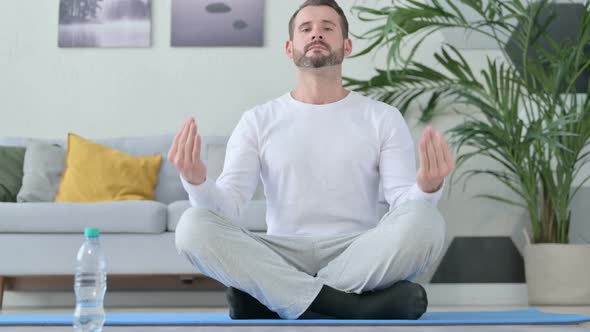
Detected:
[84,228,100,238]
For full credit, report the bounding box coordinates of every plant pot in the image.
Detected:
[525,244,590,305]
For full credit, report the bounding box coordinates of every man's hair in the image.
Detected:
[288,0,349,40]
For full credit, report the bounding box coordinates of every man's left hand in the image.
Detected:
[417,125,455,193]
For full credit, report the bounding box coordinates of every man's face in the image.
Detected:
[286,5,352,68]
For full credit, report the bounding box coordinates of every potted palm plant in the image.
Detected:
[345,0,590,304]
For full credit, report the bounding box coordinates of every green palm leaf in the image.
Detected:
[347,0,590,243]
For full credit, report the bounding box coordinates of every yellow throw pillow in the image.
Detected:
[55,133,162,202]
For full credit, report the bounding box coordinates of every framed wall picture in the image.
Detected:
[171,0,264,47]
[58,0,152,47]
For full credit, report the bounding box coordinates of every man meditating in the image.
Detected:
[169,0,454,320]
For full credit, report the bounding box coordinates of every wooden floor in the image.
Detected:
[0,306,589,332]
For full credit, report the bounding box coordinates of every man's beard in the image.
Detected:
[293,41,344,68]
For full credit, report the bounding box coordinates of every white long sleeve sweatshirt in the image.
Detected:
[181,91,443,237]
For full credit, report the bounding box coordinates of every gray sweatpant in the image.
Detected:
[175,200,446,319]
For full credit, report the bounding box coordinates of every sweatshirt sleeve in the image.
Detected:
[379,109,444,211]
[180,110,261,222]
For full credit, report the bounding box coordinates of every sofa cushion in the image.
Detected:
[56,133,162,202]
[93,134,186,204]
[0,135,188,205]
[0,201,167,233]
[17,141,66,202]
[167,200,191,232]
[0,146,26,202]
[167,200,268,232]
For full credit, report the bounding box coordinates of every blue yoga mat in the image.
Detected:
[0,309,589,326]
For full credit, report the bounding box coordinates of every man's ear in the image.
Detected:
[286,40,294,59]
[344,38,353,57]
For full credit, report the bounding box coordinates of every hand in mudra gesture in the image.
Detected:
[168,117,207,185]
[416,126,455,193]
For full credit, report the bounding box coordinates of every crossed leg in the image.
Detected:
[175,200,446,319]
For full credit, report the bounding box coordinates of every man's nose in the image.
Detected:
[311,34,324,41]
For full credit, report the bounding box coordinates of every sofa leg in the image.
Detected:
[0,276,4,308]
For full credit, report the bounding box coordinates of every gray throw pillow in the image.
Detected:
[17,142,66,202]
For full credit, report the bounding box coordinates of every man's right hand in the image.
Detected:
[168,117,207,185]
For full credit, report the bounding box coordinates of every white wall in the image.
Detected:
[0,0,393,139]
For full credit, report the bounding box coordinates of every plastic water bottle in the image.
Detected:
[73,227,107,332]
